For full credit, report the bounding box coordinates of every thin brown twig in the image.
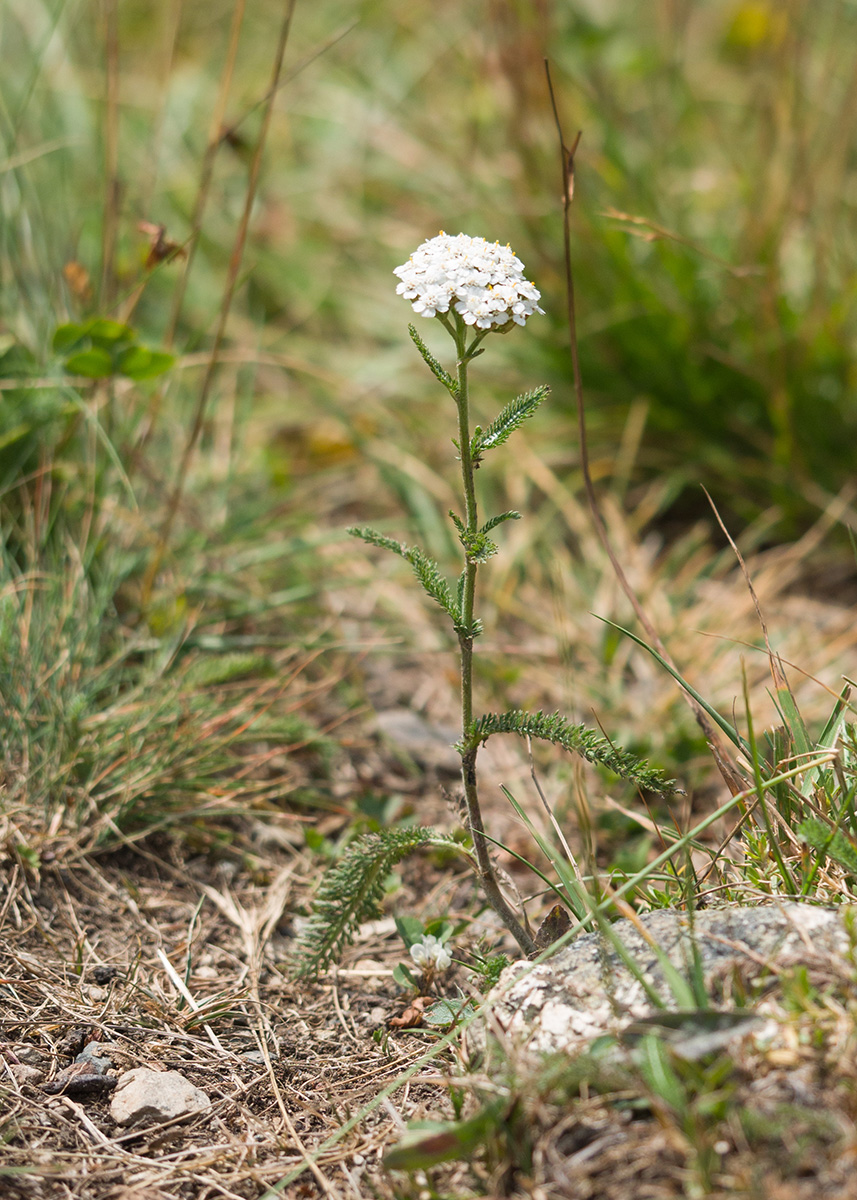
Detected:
[602,207,764,278]
[162,17,357,352]
[544,59,747,798]
[142,1,299,607]
[100,0,120,310]
[219,19,358,147]
[164,0,248,350]
[702,485,789,693]
[525,735,584,886]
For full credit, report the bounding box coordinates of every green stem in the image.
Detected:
[453,317,534,957]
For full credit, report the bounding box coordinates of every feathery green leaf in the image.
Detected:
[290,827,466,977]
[408,545,459,620]
[408,324,459,397]
[470,386,549,459]
[456,570,467,619]
[464,533,498,563]
[349,526,460,625]
[460,709,678,794]
[480,510,521,534]
[348,526,410,558]
[452,510,517,562]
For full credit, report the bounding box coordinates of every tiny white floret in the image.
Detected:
[394,232,544,329]
[410,934,452,971]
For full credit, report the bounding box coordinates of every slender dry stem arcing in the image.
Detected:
[544,60,747,798]
[142,0,298,606]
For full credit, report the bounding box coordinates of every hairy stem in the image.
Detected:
[453,319,535,957]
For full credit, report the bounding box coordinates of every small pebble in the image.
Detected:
[92,966,120,985]
[57,1027,90,1057]
[14,1045,45,1066]
[76,1043,113,1074]
[110,1068,210,1127]
[10,1063,45,1087]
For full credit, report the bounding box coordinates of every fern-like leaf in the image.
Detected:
[449,511,466,538]
[471,386,549,459]
[464,533,498,563]
[349,526,460,625]
[459,709,678,795]
[290,827,466,978]
[408,324,459,397]
[452,511,518,563]
[407,545,458,620]
[481,510,521,534]
[349,526,410,558]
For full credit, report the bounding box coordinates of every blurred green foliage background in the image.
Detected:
[3,0,857,840]
[4,0,857,539]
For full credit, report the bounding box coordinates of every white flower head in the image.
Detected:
[394,232,544,329]
[409,934,452,972]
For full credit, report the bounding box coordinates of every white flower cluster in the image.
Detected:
[409,934,452,972]
[394,232,544,329]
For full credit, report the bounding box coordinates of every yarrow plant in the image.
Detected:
[292,232,675,975]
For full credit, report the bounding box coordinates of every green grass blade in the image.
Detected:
[500,785,589,920]
[596,617,749,754]
[742,666,797,894]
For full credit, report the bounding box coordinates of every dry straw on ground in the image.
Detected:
[3,495,857,1200]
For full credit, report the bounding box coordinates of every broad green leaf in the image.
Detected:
[64,348,114,378]
[303,827,331,855]
[394,915,425,948]
[52,322,88,353]
[776,685,812,759]
[622,1010,762,1061]
[87,318,134,346]
[118,345,176,380]
[798,818,857,874]
[392,961,419,989]
[796,685,850,798]
[423,998,471,1026]
[424,918,455,942]
[384,1102,505,1171]
[0,423,32,452]
[185,653,274,687]
[637,1034,686,1112]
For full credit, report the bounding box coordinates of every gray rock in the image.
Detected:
[476,903,853,1063]
[75,1042,112,1074]
[13,1045,45,1067]
[110,1068,211,1127]
[375,708,460,773]
[9,1063,45,1087]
